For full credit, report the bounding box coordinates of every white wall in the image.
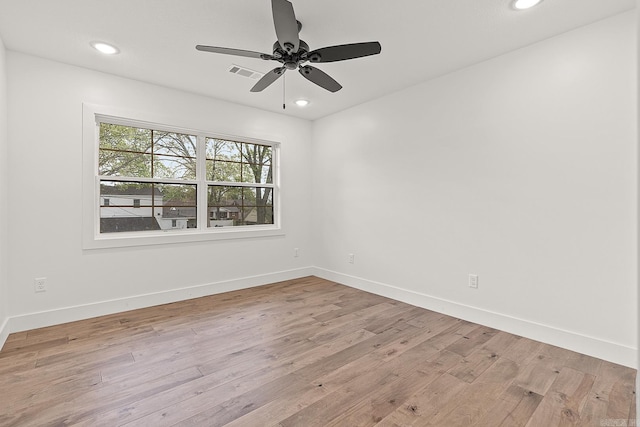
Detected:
[5,52,313,329]
[312,12,637,367]
[0,35,9,344]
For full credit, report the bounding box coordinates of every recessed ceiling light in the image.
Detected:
[90,41,120,55]
[512,0,543,10]
[295,99,309,107]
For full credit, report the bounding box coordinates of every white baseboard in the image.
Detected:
[2,267,315,344]
[313,267,637,369]
[2,266,636,369]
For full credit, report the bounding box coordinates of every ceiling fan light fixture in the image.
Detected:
[512,0,543,10]
[91,41,120,55]
[295,99,309,107]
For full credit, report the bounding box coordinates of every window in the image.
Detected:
[206,138,273,228]
[98,123,198,234]
[83,104,280,248]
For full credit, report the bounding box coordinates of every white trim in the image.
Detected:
[312,267,637,369]
[2,267,314,336]
[0,316,9,351]
[86,227,286,249]
[83,103,282,250]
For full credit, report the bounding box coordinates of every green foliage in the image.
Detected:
[159,184,196,205]
[99,124,197,179]
[99,124,152,177]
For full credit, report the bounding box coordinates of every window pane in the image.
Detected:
[100,181,196,233]
[207,185,273,227]
[99,123,152,153]
[241,163,272,184]
[208,185,242,207]
[153,155,196,180]
[207,159,242,182]
[153,131,197,158]
[206,138,240,161]
[248,187,273,206]
[237,206,274,226]
[99,123,152,178]
[99,150,152,177]
[241,144,272,166]
[160,183,197,229]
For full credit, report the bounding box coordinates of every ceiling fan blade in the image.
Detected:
[196,45,272,60]
[251,67,286,92]
[298,65,342,93]
[307,42,381,63]
[271,0,300,53]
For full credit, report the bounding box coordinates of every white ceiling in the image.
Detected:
[0,0,635,120]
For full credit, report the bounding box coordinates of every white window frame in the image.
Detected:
[82,103,282,249]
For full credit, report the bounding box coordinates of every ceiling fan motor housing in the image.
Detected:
[272,40,310,70]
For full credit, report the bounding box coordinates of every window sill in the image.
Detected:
[83,226,284,250]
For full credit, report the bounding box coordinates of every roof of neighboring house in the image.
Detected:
[163,198,196,207]
[162,198,197,218]
[100,217,161,233]
[209,206,240,213]
[163,207,197,219]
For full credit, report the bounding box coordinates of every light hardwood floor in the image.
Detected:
[0,276,635,426]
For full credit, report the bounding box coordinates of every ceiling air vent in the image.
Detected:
[228,64,264,80]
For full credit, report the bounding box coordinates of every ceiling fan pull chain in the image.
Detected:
[282,73,286,110]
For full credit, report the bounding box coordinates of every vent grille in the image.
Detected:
[228,64,264,80]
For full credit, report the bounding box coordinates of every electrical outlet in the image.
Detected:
[348,253,355,264]
[468,274,478,289]
[294,248,299,258]
[34,277,47,293]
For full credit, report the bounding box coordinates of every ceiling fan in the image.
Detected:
[196,0,381,93]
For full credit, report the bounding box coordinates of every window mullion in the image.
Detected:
[204,181,274,188]
[196,134,207,230]
[98,175,197,185]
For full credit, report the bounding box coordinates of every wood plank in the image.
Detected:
[512,343,574,396]
[579,360,636,425]
[445,324,499,357]
[422,357,522,426]
[324,350,463,427]
[472,384,543,427]
[447,329,523,384]
[375,372,468,426]
[309,319,476,393]
[448,348,500,383]
[526,367,595,426]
